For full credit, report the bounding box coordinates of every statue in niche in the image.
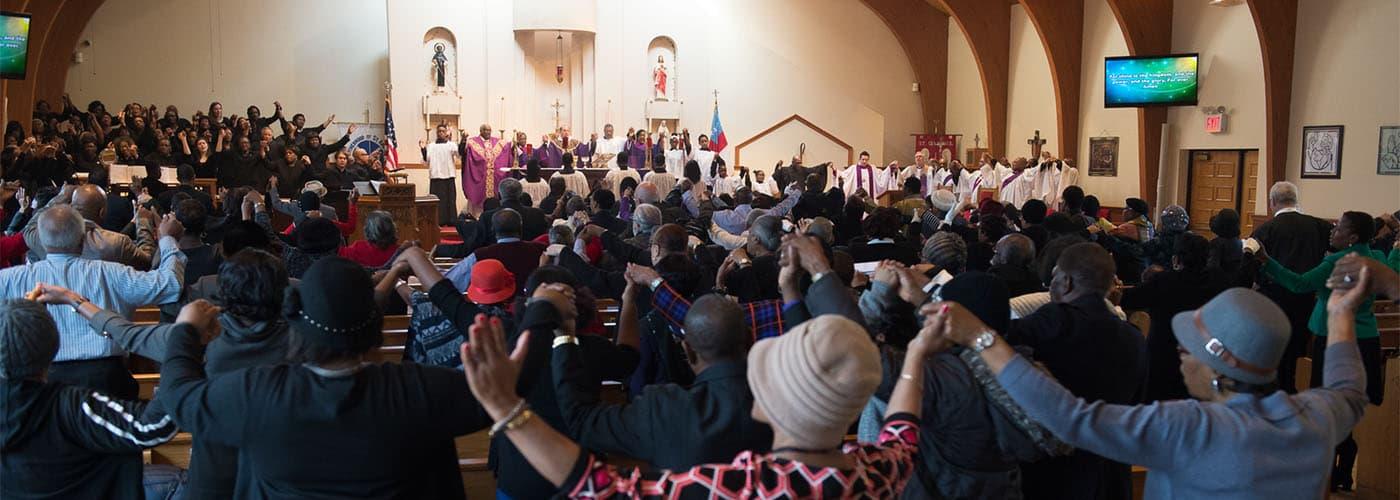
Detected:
[432,43,448,88]
[653,55,668,100]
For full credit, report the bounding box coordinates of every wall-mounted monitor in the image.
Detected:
[0,11,31,80]
[1104,53,1199,108]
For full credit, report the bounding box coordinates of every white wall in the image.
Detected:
[1006,5,1058,160]
[1285,0,1400,219]
[66,0,389,127]
[945,18,987,160]
[1163,0,1267,209]
[1076,0,1141,205]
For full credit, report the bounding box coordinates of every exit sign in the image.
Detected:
[1205,113,1226,134]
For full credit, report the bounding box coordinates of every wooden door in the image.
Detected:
[1242,151,1260,236]
[1188,151,1242,238]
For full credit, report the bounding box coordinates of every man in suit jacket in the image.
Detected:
[1006,242,1147,500]
[445,208,545,295]
[478,178,548,244]
[1250,181,1334,393]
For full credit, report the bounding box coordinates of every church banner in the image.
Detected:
[915,134,957,163]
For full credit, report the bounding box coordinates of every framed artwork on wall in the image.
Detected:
[1378,126,1400,175]
[1088,136,1119,177]
[1300,125,1344,179]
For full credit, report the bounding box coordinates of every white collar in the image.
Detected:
[868,238,894,244]
[1274,206,1302,216]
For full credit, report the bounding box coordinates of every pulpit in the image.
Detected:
[876,190,902,208]
[353,183,442,249]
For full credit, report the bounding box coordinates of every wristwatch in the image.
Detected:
[970,331,997,353]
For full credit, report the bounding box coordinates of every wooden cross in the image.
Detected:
[550,99,565,129]
[1027,129,1046,158]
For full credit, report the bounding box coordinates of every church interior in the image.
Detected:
[1,0,1398,498]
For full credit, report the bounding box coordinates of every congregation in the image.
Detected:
[2,95,1399,500]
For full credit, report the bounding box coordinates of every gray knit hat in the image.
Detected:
[1171,288,1290,385]
[922,231,968,272]
[0,299,60,380]
[747,315,881,449]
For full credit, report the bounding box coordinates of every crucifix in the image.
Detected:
[1027,129,1047,158]
[550,99,565,130]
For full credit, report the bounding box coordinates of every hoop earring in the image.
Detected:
[1211,377,1224,394]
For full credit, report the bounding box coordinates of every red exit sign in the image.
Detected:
[1205,114,1226,134]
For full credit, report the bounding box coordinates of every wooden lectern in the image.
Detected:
[353,183,442,250]
[876,190,903,208]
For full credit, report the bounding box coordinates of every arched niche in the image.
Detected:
[647,36,677,102]
[423,27,459,95]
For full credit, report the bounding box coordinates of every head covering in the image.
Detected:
[1171,288,1289,385]
[929,190,958,214]
[978,198,1004,218]
[922,231,968,270]
[294,217,341,254]
[297,191,321,212]
[747,315,880,448]
[939,272,1010,333]
[1125,198,1150,218]
[301,180,328,198]
[284,257,380,343]
[1160,205,1190,232]
[467,259,516,304]
[0,299,60,380]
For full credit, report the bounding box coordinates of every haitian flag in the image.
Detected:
[709,104,728,153]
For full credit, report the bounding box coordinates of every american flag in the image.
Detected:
[383,99,401,172]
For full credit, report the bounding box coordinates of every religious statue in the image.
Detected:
[653,55,668,100]
[432,43,448,88]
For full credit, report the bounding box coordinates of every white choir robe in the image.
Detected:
[957,166,999,204]
[603,169,641,196]
[520,179,550,206]
[712,175,743,198]
[664,149,687,178]
[933,167,959,191]
[557,171,591,197]
[643,171,678,195]
[692,149,719,186]
[749,178,780,198]
[838,164,894,199]
[997,165,1042,210]
[899,165,940,197]
[593,136,627,169]
[1040,161,1081,209]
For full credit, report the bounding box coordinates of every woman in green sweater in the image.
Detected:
[1258,210,1400,491]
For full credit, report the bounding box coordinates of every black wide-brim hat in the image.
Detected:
[284,257,382,347]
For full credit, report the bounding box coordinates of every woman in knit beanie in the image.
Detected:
[458,306,954,497]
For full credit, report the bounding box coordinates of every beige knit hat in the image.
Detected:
[746,314,882,449]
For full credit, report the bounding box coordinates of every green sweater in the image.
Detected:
[1263,244,1400,339]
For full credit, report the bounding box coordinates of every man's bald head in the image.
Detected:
[635,182,660,204]
[992,233,1035,267]
[1050,242,1116,302]
[492,208,522,238]
[683,294,748,362]
[70,185,107,221]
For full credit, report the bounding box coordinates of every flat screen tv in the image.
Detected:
[0,11,31,80]
[1104,54,1198,108]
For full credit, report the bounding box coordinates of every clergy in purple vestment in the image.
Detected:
[625,130,648,170]
[574,135,596,168]
[462,127,513,211]
[535,135,564,169]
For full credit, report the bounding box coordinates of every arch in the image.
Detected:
[1245,0,1298,192]
[647,36,676,102]
[1019,0,1084,162]
[422,26,456,45]
[1105,0,1172,208]
[860,0,947,135]
[934,0,1010,156]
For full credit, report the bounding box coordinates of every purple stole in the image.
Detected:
[1001,170,1023,189]
[856,166,874,195]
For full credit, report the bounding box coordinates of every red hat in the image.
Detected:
[978,198,1004,218]
[467,259,516,304]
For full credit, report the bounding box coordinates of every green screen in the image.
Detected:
[0,13,31,80]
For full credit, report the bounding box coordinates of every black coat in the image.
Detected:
[1007,294,1147,500]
